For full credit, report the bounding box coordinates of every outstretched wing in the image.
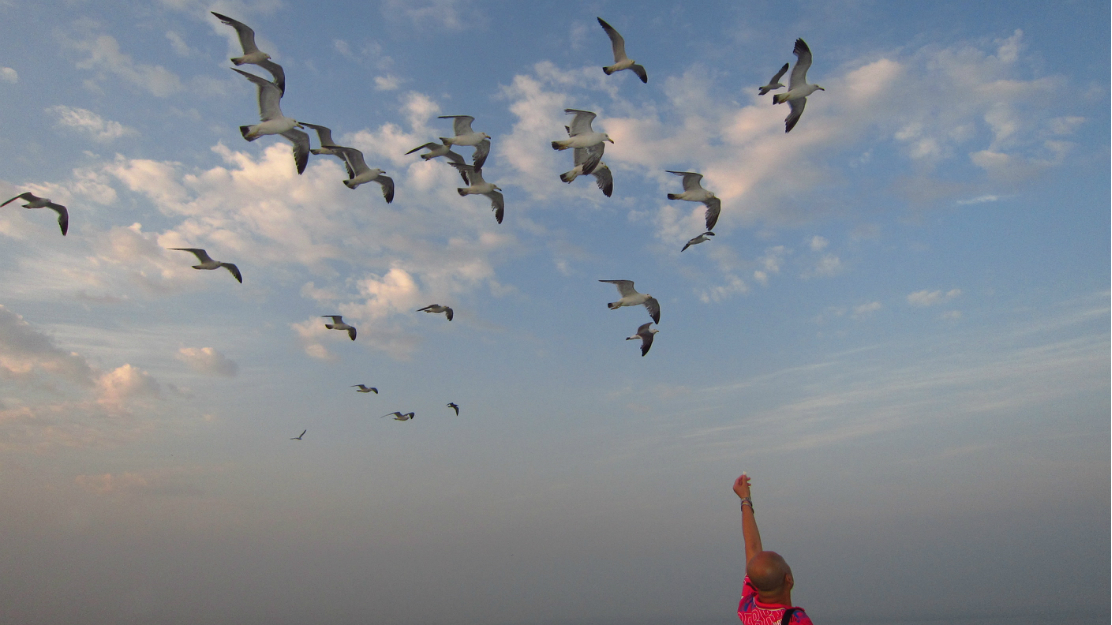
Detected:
[789,38,813,90]
[256,59,286,94]
[439,115,475,137]
[703,197,721,230]
[46,202,69,236]
[222,263,243,283]
[769,62,789,85]
[1,192,36,207]
[566,109,597,136]
[592,164,613,197]
[667,170,705,193]
[302,123,337,147]
[212,12,260,55]
[232,68,283,121]
[171,248,212,263]
[281,128,310,174]
[488,191,504,224]
[376,174,395,204]
[600,279,636,297]
[472,138,490,169]
[334,146,368,177]
[785,97,806,133]
[630,64,648,83]
[643,297,660,324]
[597,17,628,62]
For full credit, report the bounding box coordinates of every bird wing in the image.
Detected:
[600,279,636,297]
[221,263,243,283]
[334,147,368,176]
[376,174,395,204]
[302,123,336,147]
[566,109,597,136]
[1,192,35,207]
[667,170,705,193]
[212,12,260,55]
[681,238,694,252]
[769,62,789,85]
[440,115,475,136]
[347,327,356,340]
[406,142,439,154]
[172,248,213,263]
[449,162,475,186]
[592,164,613,197]
[46,203,69,235]
[597,17,628,62]
[232,68,283,121]
[323,315,343,323]
[789,38,813,89]
[256,59,286,94]
[644,297,660,324]
[444,307,454,321]
[630,64,648,83]
[488,191,504,224]
[467,166,488,186]
[281,129,310,175]
[381,412,401,419]
[472,138,490,169]
[785,97,806,133]
[640,330,655,356]
[703,197,721,230]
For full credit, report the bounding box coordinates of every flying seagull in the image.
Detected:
[322,315,356,341]
[1,192,68,235]
[449,163,504,224]
[232,68,309,174]
[381,412,414,421]
[552,109,613,151]
[170,248,243,282]
[331,146,394,203]
[597,18,647,83]
[352,385,378,394]
[559,125,612,197]
[291,429,306,440]
[773,39,824,133]
[447,402,459,415]
[406,143,469,182]
[438,115,491,169]
[211,12,286,93]
[599,279,660,324]
[758,63,790,96]
[301,122,345,157]
[417,304,454,321]
[627,322,659,357]
[666,171,722,231]
[681,231,715,252]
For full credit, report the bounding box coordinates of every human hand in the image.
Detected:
[732,473,751,499]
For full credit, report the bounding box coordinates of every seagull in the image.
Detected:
[301,122,345,157]
[599,280,660,324]
[232,68,309,174]
[438,115,491,169]
[406,142,469,182]
[666,171,722,231]
[681,232,715,252]
[772,39,824,133]
[1,192,68,235]
[449,163,504,224]
[211,12,274,67]
[322,315,356,341]
[558,125,612,196]
[331,146,394,203]
[417,304,454,321]
[381,412,414,421]
[170,248,243,282]
[758,63,790,96]
[447,402,459,415]
[552,109,613,151]
[597,18,647,83]
[291,429,306,440]
[626,322,659,357]
[352,385,378,394]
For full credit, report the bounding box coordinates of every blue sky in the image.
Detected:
[0,1,1108,624]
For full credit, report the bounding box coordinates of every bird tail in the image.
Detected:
[344,179,356,189]
[324,324,335,329]
[551,141,567,151]
[626,335,638,340]
[560,170,578,184]
[602,66,614,75]
[240,126,259,142]
[608,302,620,310]
[772,93,786,104]
[457,188,467,196]
[758,86,770,95]
[666,193,678,200]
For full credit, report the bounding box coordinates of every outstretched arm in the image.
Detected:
[733,473,762,565]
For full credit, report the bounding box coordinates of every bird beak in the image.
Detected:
[818,86,825,91]
[607,138,615,144]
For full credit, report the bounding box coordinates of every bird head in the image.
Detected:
[650,327,660,335]
[604,134,615,144]
[494,185,503,191]
[816,85,825,91]
[482,133,492,140]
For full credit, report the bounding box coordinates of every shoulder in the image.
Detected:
[787,607,814,625]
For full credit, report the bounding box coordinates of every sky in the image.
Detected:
[0,1,1108,624]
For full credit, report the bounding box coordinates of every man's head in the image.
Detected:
[747,551,794,596]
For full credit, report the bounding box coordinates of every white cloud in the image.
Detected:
[852,301,882,319]
[0,305,95,386]
[375,74,401,91]
[46,105,136,142]
[177,347,238,377]
[956,194,1000,205]
[68,33,183,97]
[0,67,17,83]
[806,254,843,279]
[810,236,829,252]
[165,31,192,56]
[908,289,962,307]
[97,363,160,410]
[382,0,471,30]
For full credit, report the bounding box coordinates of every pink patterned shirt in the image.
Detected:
[738,576,813,625]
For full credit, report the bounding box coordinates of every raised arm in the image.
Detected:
[733,473,762,564]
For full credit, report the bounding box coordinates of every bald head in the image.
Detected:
[747,551,793,593]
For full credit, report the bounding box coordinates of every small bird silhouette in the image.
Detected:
[447,402,460,415]
[291,429,306,440]
[352,385,378,394]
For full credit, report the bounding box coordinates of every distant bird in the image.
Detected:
[758,63,790,96]
[559,126,613,197]
[666,171,722,231]
[599,279,660,324]
[322,315,356,340]
[382,412,414,421]
[597,18,647,83]
[772,39,824,133]
[352,385,378,394]
[627,322,659,357]
[681,231,715,252]
[447,402,459,415]
[1,192,68,235]
[438,115,491,169]
[211,12,273,67]
[418,304,454,321]
[552,109,613,151]
[301,122,345,157]
[170,248,243,282]
[406,142,469,182]
[331,146,394,203]
[449,164,504,224]
[231,68,308,174]
[290,429,306,440]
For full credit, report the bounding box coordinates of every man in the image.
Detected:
[733,473,813,625]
